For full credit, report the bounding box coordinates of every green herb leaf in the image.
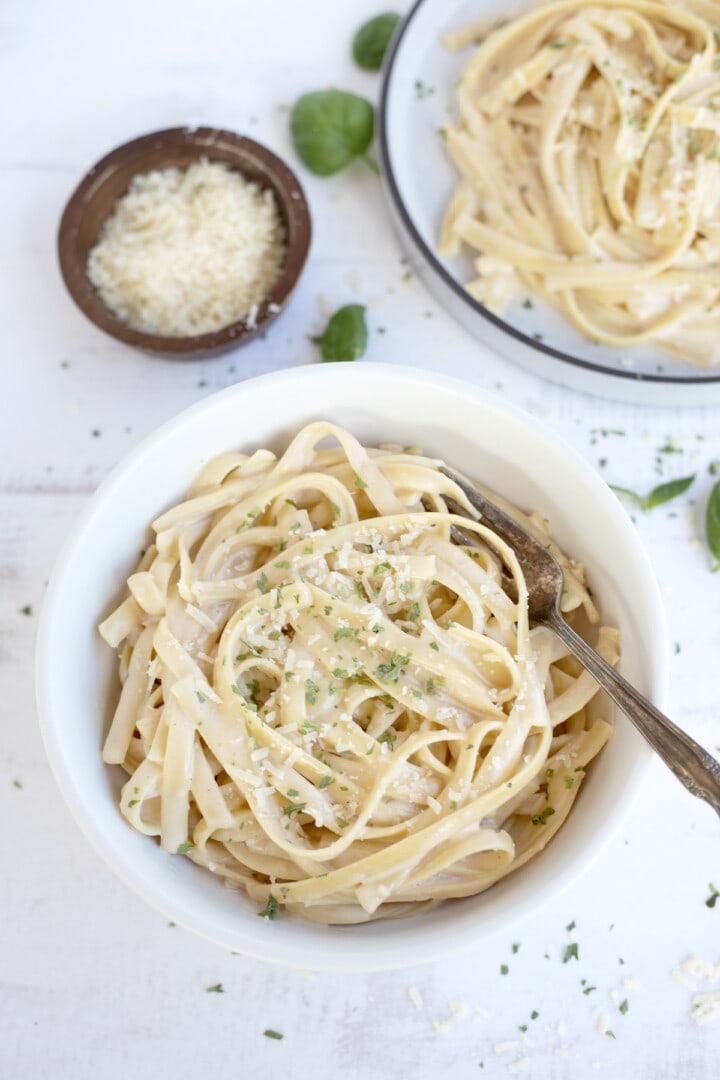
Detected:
[205,983,224,993]
[258,894,279,919]
[531,806,556,825]
[256,571,268,593]
[283,801,307,816]
[705,481,720,571]
[645,474,695,509]
[563,943,579,963]
[611,475,695,511]
[500,964,509,975]
[176,842,195,855]
[264,1029,284,1040]
[290,90,374,176]
[318,775,335,789]
[19,604,32,616]
[313,304,368,363]
[352,12,401,70]
[706,882,719,908]
[619,999,629,1015]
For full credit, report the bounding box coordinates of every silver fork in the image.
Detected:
[440,464,720,820]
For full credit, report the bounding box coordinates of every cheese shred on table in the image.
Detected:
[87,159,286,336]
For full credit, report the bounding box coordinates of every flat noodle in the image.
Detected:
[99,422,616,924]
[441,0,720,368]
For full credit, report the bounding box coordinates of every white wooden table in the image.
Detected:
[2,1,719,1076]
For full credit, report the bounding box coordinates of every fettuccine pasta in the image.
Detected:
[441,0,720,367]
[99,423,616,924]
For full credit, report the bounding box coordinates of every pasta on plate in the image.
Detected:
[99,423,617,924]
[441,0,720,367]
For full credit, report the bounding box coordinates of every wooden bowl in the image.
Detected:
[58,127,312,358]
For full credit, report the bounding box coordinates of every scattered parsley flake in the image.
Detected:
[500,964,509,975]
[619,1000,629,1015]
[196,691,206,704]
[563,943,579,963]
[258,894,279,919]
[531,806,556,825]
[530,1010,539,1020]
[512,943,520,954]
[264,1029,284,1040]
[12,779,22,789]
[706,883,719,908]
[283,801,307,816]
[176,842,195,855]
[375,650,411,683]
[429,641,440,651]
[566,920,576,931]
[256,571,268,592]
[205,983,224,993]
[19,605,32,616]
[353,471,368,490]
[318,776,335,789]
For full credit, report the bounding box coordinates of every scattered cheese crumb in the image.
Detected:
[433,1000,466,1033]
[507,1057,531,1073]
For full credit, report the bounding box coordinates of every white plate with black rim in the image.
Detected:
[377,0,720,406]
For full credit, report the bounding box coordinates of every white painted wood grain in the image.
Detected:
[1,0,720,1076]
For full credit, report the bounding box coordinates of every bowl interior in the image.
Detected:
[380,0,720,389]
[36,362,663,971]
[58,127,311,356]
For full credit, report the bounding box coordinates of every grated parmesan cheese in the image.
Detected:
[87,159,286,336]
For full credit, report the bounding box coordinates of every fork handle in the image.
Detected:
[546,609,720,818]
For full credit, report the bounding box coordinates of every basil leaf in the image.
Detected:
[644,474,695,509]
[313,304,368,362]
[610,475,695,511]
[352,12,401,71]
[290,90,374,176]
[706,480,720,572]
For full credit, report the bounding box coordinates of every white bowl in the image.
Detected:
[36,362,665,971]
[378,0,720,406]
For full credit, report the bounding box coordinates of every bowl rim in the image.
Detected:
[57,126,312,357]
[35,362,667,970]
[377,0,720,388]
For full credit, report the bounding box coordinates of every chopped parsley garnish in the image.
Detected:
[619,999,629,1015]
[426,676,444,694]
[258,894,279,919]
[564,775,574,788]
[256,571,268,592]
[374,561,393,575]
[318,776,335,789]
[305,678,320,704]
[530,1010,539,1020]
[176,842,195,855]
[12,779,22,789]
[511,943,520,954]
[500,964,509,975]
[379,728,397,749]
[375,650,411,683]
[566,920,576,931]
[287,788,299,797]
[336,816,349,828]
[19,604,32,616]
[429,641,440,652]
[205,983,224,993]
[275,560,291,569]
[196,691,206,704]
[353,471,368,491]
[531,807,556,825]
[408,602,420,621]
[264,1029,284,1040]
[706,883,719,908]
[582,985,596,996]
[283,802,307,816]
[333,667,349,679]
[562,943,579,963]
[334,626,359,642]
